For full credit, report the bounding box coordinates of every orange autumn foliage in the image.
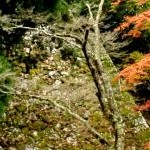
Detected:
[111,0,125,6]
[134,100,150,111]
[116,53,150,84]
[112,0,150,37]
[116,10,150,37]
[137,0,149,5]
[116,54,150,112]
[144,141,150,150]
[112,0,148,6]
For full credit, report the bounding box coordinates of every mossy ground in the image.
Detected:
[0,50,149,150]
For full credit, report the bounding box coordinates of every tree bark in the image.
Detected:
[83,0,125,149]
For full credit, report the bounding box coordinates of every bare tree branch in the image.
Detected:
[86,4,94,22]
[4,25,82,45]
[96,0,104,24]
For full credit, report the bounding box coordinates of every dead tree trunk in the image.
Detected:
[82,0,125,149]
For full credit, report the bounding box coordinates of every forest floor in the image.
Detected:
[0,49,149,150]
[0,50,112,150]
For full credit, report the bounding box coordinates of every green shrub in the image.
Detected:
[60,46,81,64]
[0,55,14,116]
[125,51,143,64]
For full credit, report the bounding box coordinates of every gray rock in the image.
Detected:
[48,71,60,79]
[61,71,69,76]
[52,80,62,89]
